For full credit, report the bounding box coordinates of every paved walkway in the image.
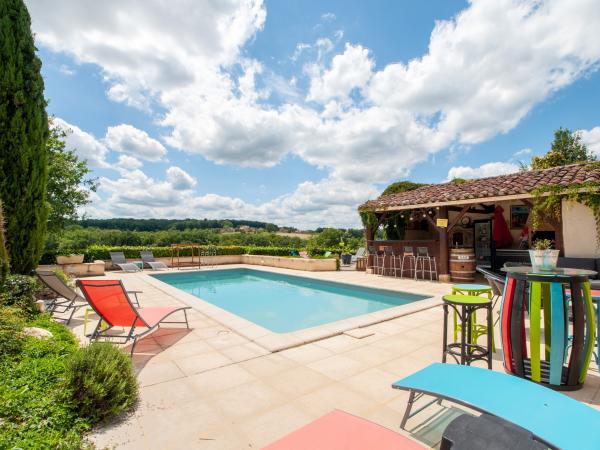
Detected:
[59,266,600,449]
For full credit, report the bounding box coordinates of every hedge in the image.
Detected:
[40,245,345,264]
[83,245,246,261]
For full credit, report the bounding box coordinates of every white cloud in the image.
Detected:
[30,0,600,227]
[307,43,374,103]
[321,12,336,22]
[513,148,532,157]
[166,166,197,190]
[104,124,167,161]
[291,43,310,62]
[447,162,520,180]
[52,117,109,168]
[579,126,600,156]
[59,64,75,76]
[116,154,143,171]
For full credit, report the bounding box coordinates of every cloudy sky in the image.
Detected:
[28,0,600,228]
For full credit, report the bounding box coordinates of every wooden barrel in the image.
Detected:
[450,248,476,282]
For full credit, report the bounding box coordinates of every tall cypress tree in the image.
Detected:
[0,200,9,281]
[0,0,49,274]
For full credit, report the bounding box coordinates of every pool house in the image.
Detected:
[360,163,600,282]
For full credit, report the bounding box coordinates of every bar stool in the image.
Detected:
[415,247,437,281]
[392,248,403,277]
[367,246,382,274]
[451,284,495,351]
[382,246,395,276]
[399,246,416,279]
[442,294,493,368]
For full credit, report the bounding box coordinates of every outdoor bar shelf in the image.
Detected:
[500,266,597,391]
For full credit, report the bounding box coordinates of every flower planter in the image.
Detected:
[528,249,559,271]
[56,254,84,265]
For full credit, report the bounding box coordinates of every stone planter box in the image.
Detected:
[38,261,105,277]
[56,254,84,265]
[96,254,337,272]
[243,255,337,271]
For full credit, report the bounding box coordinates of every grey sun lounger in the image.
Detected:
[36,270,88,324]
[392,363,600,450]
[140,251,168,270]
[109,251,142,272]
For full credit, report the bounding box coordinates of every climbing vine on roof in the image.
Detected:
[531,178,600,245]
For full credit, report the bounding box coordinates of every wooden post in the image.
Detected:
[438,206,450,282]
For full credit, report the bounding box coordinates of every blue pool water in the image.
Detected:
[152,269,429,333]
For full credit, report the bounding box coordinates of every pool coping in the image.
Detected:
[141,265,443,352]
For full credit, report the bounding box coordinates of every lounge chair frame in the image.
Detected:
[140,251,169,270]
[110,251,142,272]
[77,279,190,355]
[36,270,87,324]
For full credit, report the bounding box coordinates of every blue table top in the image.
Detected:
[392,363,600,450]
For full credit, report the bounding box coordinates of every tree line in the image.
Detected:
[78,218,283,232]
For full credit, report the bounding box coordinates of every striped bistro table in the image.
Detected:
[501,266,597,391]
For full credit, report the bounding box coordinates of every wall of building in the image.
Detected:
[562,200,600,258]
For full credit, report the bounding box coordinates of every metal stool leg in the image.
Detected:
[442,303,449,363]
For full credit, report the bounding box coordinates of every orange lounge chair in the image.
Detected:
[262,409,425,450]
[77,279,190,355]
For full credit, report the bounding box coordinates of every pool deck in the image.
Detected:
[60,265,600,449]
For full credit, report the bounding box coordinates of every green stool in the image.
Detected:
[451,284,495,351]
[442,294,493,367]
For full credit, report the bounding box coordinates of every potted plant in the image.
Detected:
[529,239,559,271]
[339,239,352,265]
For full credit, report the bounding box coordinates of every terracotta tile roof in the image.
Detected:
[361,163,600,211]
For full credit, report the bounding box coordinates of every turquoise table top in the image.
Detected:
[392,363,600,450]
[502,266,597,278]
[451,284,491,291]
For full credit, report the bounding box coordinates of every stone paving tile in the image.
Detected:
[211,379,287,419]
[136,360,186,387]
[306,353,366,381]
[237,352,297,377]
[238,403,314,448]
[340,367,402,404]
[173,350,232,376]
[266,365,333,397]
[187,364,257,395]
[278,342,336,364]
[295,383,374,418]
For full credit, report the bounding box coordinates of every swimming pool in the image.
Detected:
[152,269,429,333]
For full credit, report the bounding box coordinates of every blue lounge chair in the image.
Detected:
[392,363,600,450]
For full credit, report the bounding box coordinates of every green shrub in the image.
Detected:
[246,246,299,256]
[0,274,40,314]
[0,306,25,356]
[66,342,139,424]
[0,313,85,449]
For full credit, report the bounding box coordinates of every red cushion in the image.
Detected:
[262,410,425,450]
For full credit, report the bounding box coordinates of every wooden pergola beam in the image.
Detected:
[447,205,470,235]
